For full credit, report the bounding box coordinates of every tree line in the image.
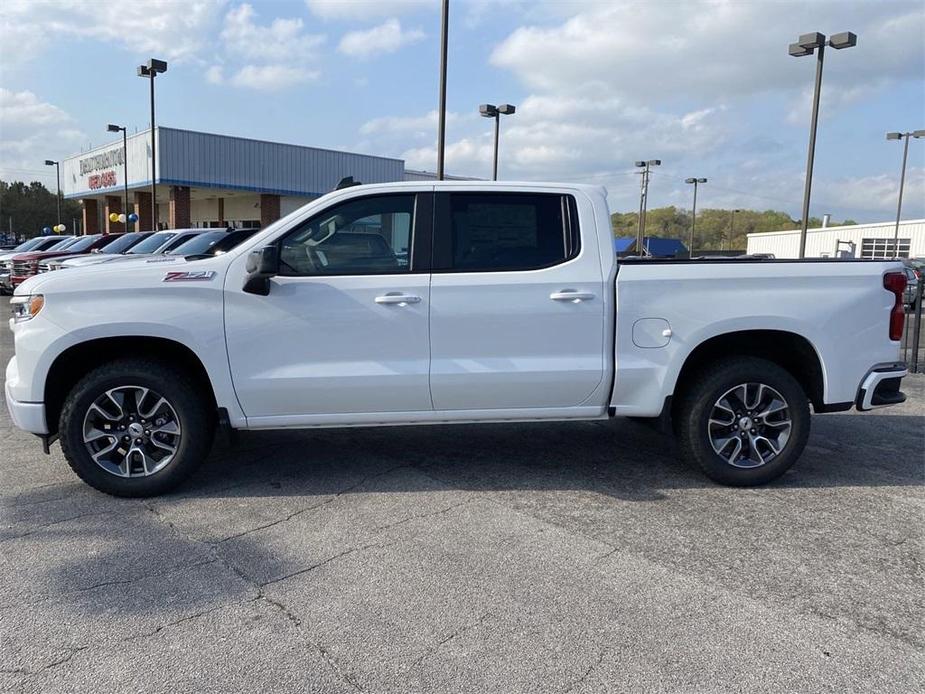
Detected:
[0,180,82,239]
[611,206,857,252]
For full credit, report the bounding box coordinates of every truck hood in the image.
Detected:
[17,254,227,295]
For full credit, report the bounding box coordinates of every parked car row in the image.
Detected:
[0,228,259,293]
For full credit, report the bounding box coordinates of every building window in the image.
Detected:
[860,238,910,259]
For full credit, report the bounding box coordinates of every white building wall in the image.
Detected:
[747,219,925,259]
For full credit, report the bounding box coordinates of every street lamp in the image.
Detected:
[479,103,516,180]
[436,0,449,180]
[137,58,167,228]
[886,129,925,258]
[44,159,61,225]
[107,124,131,231]
[634,159,661,255]
[685,177,707,258]
[789,30,857,258]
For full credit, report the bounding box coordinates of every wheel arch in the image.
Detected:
[671,330,826,413]
[44,336,217,435]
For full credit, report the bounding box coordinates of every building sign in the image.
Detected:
[88,171,118,189]
[79,147,124,175]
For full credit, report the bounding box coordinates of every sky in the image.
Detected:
[0,0,923,222]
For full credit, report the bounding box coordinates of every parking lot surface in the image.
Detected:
[1,309,923,693]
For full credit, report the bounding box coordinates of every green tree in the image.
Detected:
[0,179,82,240]
[611,205,857,252]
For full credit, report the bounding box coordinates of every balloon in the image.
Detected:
[109,212,119,223]
[118,213,126,223]
[56,224,66,232]
[43,227,52,234]
[128,213,139,222]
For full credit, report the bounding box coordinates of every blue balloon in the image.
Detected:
[43,227,52,234]
[128,213,139,222]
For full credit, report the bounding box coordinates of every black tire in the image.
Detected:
[59,358,215,497]
[674,357,810,486]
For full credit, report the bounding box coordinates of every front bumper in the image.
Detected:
[855,363,908,411]
[0,272,11,291]
[4,375,48,434]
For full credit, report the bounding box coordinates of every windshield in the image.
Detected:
[167,231,226,255]
[14,238,47,251]
[47,237,82,251]
[159,233,201,252]
[99,232,148,254]
[126,232,176,254]
[58,235,102,253]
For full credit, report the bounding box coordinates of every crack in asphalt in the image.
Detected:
[561,645,610,694]
[212,463,414,544]
[260,540,400,588]
[413,612,493,670]
[372,497,476,532]
[0,509,116,543]
[0,645,89,678]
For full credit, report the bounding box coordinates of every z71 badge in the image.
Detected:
[162,271,217,282]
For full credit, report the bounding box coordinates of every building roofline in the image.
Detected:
[747,219,925,238]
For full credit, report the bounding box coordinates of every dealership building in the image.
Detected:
[746,218,925,259]
[60,127,457,233]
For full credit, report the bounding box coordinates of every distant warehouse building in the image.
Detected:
[747,219,925,259]
[60,127,465,233]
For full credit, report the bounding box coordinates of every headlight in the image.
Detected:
[10,294,44,322]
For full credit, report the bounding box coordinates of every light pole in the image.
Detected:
[44,159,61,225]
[789,31,857,258]
[886,130,925,258]
[634,160,660,255]
[436,0,449,180]
[107,124,130,231]
[726,208,742,250]
[685,177,707,258]
[137,58,167,229]
[479,103,516,180]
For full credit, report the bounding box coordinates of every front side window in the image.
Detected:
[279,194,414,276]
[434,193,578,272]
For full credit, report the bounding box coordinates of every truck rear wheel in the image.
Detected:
[675,357,810,486]
[59,358,215,497]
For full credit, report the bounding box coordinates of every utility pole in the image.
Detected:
[685,177,707,258]
[886,130,925,258]
[634,160,660,255]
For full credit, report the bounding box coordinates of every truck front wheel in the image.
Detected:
[675,357,810,486]
[59,358,215,497]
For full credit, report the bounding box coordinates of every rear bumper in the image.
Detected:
[855,363,907,411]
[4,377,48,434]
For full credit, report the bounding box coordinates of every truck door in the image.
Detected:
[428,190,605,410]
[224,191,434,419]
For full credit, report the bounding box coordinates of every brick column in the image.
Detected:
[81,199,100,234]
[169,186,191,229]
[134,192,153,231]
[104,196,125,233]
[260,194,280,228]
[217,198,225,227]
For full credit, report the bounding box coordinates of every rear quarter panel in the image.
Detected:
[611,260,903,415]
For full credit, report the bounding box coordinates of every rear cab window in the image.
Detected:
[433,192,579,272]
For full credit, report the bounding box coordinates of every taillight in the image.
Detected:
[883,271,907,341]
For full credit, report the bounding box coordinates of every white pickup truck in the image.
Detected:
[5,182,909,497]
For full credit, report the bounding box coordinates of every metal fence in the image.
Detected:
[902,279,924,373]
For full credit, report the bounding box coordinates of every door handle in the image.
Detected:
[550,290,595,302]
[375,293,422,305]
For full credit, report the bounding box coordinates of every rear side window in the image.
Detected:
[434,193,579,272]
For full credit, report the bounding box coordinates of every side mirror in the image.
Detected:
[243,245,279,296]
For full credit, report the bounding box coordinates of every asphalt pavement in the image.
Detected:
[1,304,923,693]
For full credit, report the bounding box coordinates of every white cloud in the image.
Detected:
[490,1,925,102]
[0,0,226,68]
[338,18,425,59]
[222,3,325,62]
[0,88,85,183]
[360,110,459,136]
[306,0,433,20]
[211,3,326,90]
[227,64,320,90]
